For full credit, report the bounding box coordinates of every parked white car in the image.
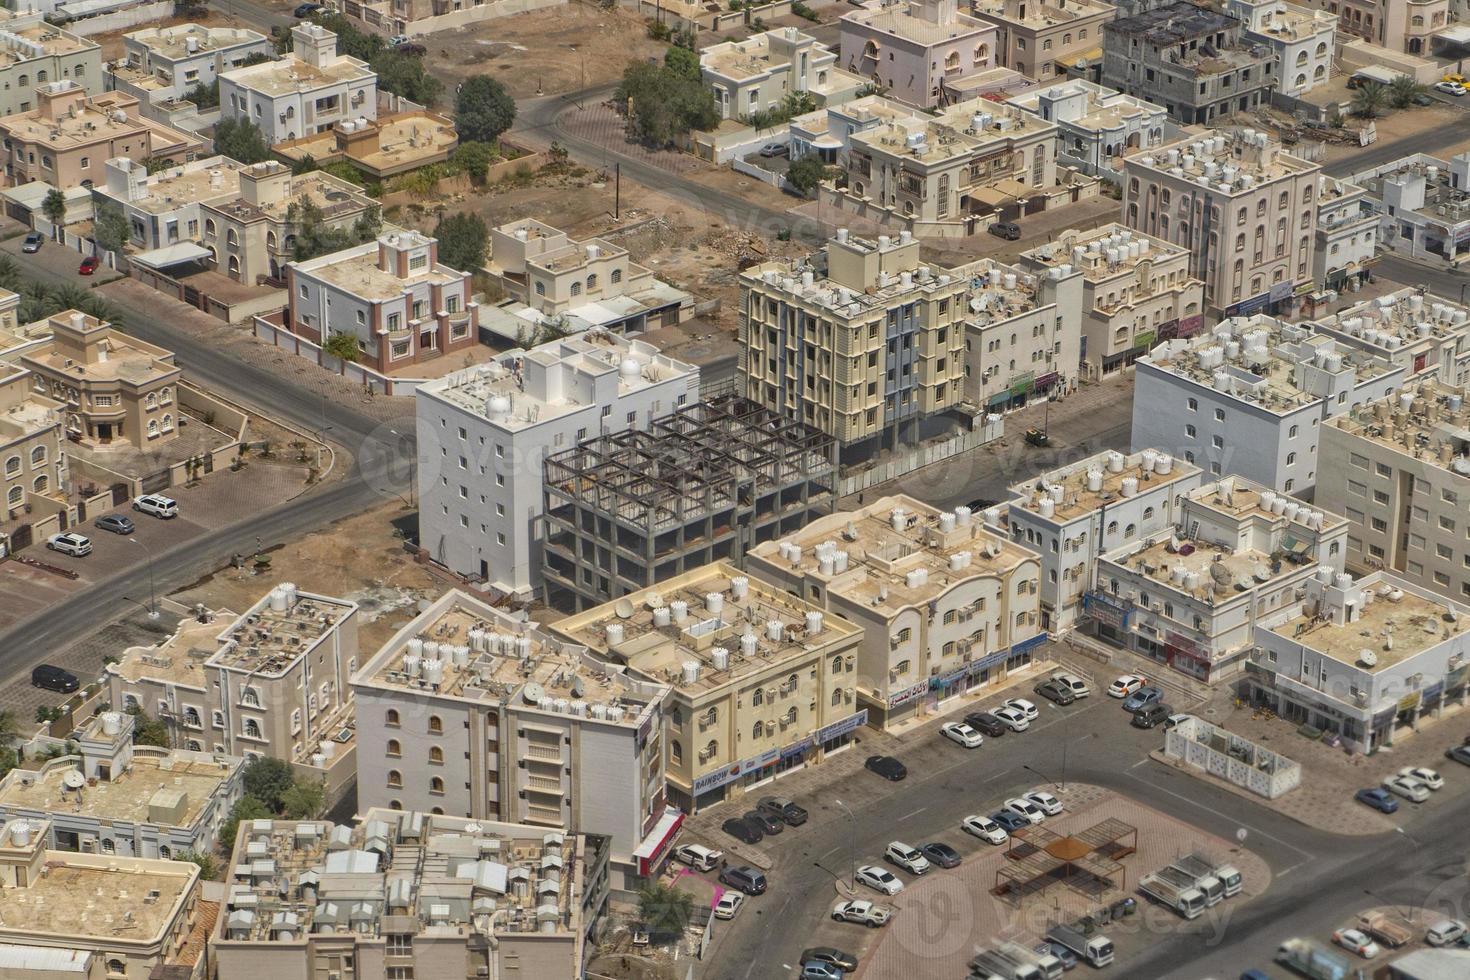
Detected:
[1383,774,1430,803]
[993,705,1031,732]
[713,891,744,920]
[133,493,179,518]
[883,842,931,875]
[1398,766,1443,790]
[1003,697,1039,721]
[1426,919,1467,946]
[1002,797,1046,825]
[673,843,723,871]
[941,721,984,748]
[1108,674,1146,698]
[1025,790,1064,816]
[1332,927,1381,958]
[961,814,1009,844]
[855,865,903,896]
[832,899,891,927]
[1051,672,1091,698]
[46,532,92,557]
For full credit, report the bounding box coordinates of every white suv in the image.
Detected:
[133,493,178,518]
[47,532,92,557]
[884,841,931,874]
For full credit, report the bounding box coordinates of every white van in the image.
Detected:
[1426,919,1467,947]
[134,494,179,518]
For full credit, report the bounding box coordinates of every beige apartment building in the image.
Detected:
[213,809,606,980]
[748,495,1044,728]
[200,161,377,283]
[1310,288,1470,387]
[20,310,181,450]
[0,818,207,980]
[351,589,674,888]
[107,583,360,799]
[1299,0,1446,53]
[1316,380,1470,603]
[700,27,864,120]
[1018,222,1205,379]
[1123,129,1321,316]
[0,82,204,189]
[0,10,101,118]
[971,0,1116,81]
[839,0,999,108]
[552,562,864,812]
[106,23,273,107]
[739,230,970,459]
[0,363,66,521]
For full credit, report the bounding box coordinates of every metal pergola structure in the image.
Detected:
[993,818,1138,902]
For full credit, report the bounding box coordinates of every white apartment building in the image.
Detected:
[218,25,375,143]
[1133,315,1405,493]
[1314,174,1377,293]
[1006,448,1204,633]
[552,562,864,810]
[1351,151,1470,265]
[96,155,244,254]
[748,495,1044,729]
[1311,289,1470,386]
[414,335,699,597]
[700,27,863,120]
[350,590,673,888]
[106,23,272,106]
[1316,379,1470,603]
[1092,475,1348,680]
[1018,223,1204,380]
[958,255,1083,414]
[839,0,999,108]
[1247,571,1470,753]
[1123,129,1321,317]
[1005,79,1169,179]
[1225,0,1336,96]
[0,11,99,118]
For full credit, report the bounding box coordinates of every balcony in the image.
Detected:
[524,741,563,762]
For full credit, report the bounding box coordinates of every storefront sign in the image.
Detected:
[1134,330,1157,351]
[887,681,929,708]
[817,709,868,743]
[1034,372,1060,392]
[1448,664,1469,689]
[1011,633,1047,656]
[740,747,780,776]
[633,806,685,877]
[1165,631,1206,661]
[1176,315,1204,338]
[781,738,813,760]
[690,743,785,796]
[1397,691,1422,713]
[1227,294,1270,317]
[1010,373,1036,397]
[1269,280,1295,303]
[1083,591,1132,630]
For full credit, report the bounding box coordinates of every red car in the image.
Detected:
[78,256,99,275]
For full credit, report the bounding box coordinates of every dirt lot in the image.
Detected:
[168,499,442,653]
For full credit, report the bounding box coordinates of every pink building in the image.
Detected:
[839,0,999,108]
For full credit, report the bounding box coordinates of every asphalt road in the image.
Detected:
[1373,253,1470,303]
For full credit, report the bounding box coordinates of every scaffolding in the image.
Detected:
[541,396,837,611]
[993,818,1138,902]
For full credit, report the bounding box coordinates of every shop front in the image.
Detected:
[630,806,685,882]
[1081,590,1133,645]
[686,712,867,811]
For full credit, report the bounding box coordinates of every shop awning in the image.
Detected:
[130,241,211,270]
[1435,25,1470,44]
[633,806,685,876]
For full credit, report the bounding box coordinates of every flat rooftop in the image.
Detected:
[0,852,191,942]
[1276,581,1470,670]
[1007,81,1163,135]
[848,102,1050,166]
[1130,130,1317,189]
[1187,475,1347,532]
[1312,288,1470,353]
[701,29,826,81]
[22,317,177,387]
[126,23,266,59]
[973,0,1112,26]
[531,237,627,276]
[1107,2,1236,42]
[1105,534,1295,598]
[109,613,233,689]
[1327,379,1470,466]
[222,51,373,97]
[1021,223,1187,283]
[1011,448,1200,522]
[843,3,994,44]
[298,237,460,301]
[0,754,231,829]
[213,585,355,675]
[115,158,247,215]
[2,93,145,149]
[206,169,370,223]
[0,24,93,66]
[273,112,457,173]
[1247,3,1335,40]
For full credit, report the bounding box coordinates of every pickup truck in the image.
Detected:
[1358,910,1413,948]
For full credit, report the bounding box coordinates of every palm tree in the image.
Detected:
[1351,82,1390,118]
[40,189,66,237]
[1388,75,1428,109]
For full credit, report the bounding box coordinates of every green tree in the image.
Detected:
[664,44,701,80]
[455,76,516,144]
[374,51,443,106]
[616,59,718,146]
[0,710,18,745]
[433,211,489,272]
[285,197,381,261]
[183,78,220,109]
[124,704,170,747]
[1350,82,1390,119]
[280,778,325,819]
[785,155,831,196]
[242,756,295,811]
[1387,74,1428,108]
[322,331,359,362]
[41,188,66,228]
[178,849,218,878]
[637,882,694,940]
[213,117,272,164]
[0,747,17,781]
[451,141,496,181]
[291,153,319,175]
[93,204,131,254]
[219,796,272,852]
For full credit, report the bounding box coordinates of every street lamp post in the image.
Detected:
[129,537,158,619]
[1022,762,1063,792]
[832,798,857,890]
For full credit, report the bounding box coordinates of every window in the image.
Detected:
[428,715,443,734]
[387,739,401,757]
[387,770,403,788]
[429,776,444,795]
[1214,408,1225,421]
[429,746,444,764]
[386,708,400,727]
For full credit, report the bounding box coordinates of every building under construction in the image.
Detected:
[542,396,837,611]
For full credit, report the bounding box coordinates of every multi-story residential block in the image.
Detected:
[0,818,207,980]
[1091,475,1348,680]
[958,255,1083,413]
[839,0,999,108]
[0,82,203,189]
[414,335,699,597]
[1313,174,1377,292]
[269,110,459,179]
[0,363,65,521]
[739,230,971,458]
[1123,129,1322,316]
[106,583,360,798]
[0,711,245,858]
[483,219,692,340]
[1316,379,1470,601]
[1310,288,1470,385]
[219,25,376,143]
[1351,151,1470,265]
[542,395,837,611]
[1005,78,1169,178]
[1225,0,1336,96]
[1018,223,1205,380]
[20,310,182,450]
[552,561,864,809]
[287,230,479,373]
[1246,571,1470,752]
[971,0,1116,81]
[1132,314,1405,492]
[350,590,673,887]
[105,23,272,106]
[1006,448,1204,632]
[0,11,100,119]
[200,161,377,284]
[700,27,864,120]
[98,155,245,254]
[214,810,608,980]
[748,495,1043,728]
[1103,4,1275,125]
[1297,0,1446,54]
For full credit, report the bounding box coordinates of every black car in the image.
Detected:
[757,795,808,826]
[989,221,1021,240]
[1131,702,1172,729]
[722,817,764,845]
[1034,679,1077,706]
[395,42,427,55]
[964,711,1007,737]
[94,514,135,535]
[31,664,79,693]
[801,948,859,972]
[865,755,907,781]
[293,2,323,15]
[743,810,784,835]
[920,842,962,869]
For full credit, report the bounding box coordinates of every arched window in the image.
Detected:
[1295,73,1306,88]
[386,708,400,726]
[832,688,843,706]
[386,739,401,757]
[974,43,989,63]
[227,255,240,277]
[831,656,842,674]
[428,715,443,734]
[586,273,597,291]
[205,218,216,236]
[107,959,125,975]
[100,838,115,854]
[570,281,581,296]
[387,770,403,788]
[36,70,46,83]
[428,746,443,764]
[429,776,444,794]
[145,393,158,410]
[6,486,21,507]
[431,807,444,815]
[161,414,174,432]
[534,281,546,296]
[610,268,622,284]
[266,231,277,249]
[243,718,261,739]
[3,455,18,476]
[1295,51,1308,66]
[30,445,45,466]
[751,720,762,740]
[147,420,159,437]
[226,229,238,246]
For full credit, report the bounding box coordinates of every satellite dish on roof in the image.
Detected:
[614,598,635,620]
[62,771,86,790]
[523,682,545,705]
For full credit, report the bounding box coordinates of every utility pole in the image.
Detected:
[615,163,621,220]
